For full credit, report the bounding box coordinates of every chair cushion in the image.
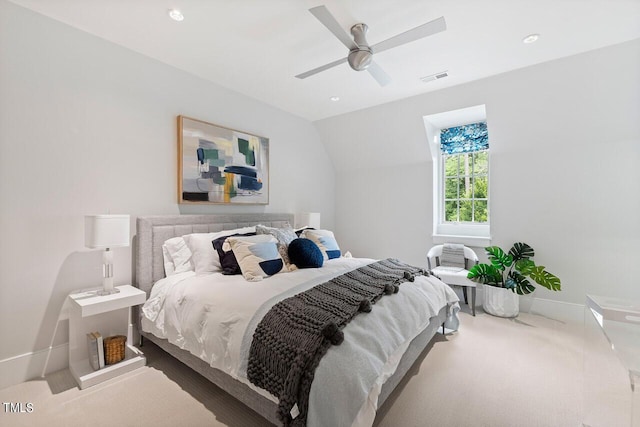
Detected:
[440,244,466,269]
[430,266,476,287]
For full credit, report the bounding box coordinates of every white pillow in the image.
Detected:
[227,234,284,281]
[183,226,255,274]
[162,245,175,276]
[162,236,193,276]
[300,229,342,260]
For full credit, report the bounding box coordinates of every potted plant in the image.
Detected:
[467,243,561,317]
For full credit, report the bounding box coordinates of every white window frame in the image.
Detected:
[442,150,489,224]
[424,105,491,247]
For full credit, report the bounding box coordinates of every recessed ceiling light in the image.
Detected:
[330,96,340,102]
[168,9,184,22]
[522,34,540,44]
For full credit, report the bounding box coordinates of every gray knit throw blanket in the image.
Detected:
[247,258,429,426]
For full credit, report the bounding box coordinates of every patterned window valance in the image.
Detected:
[440,122,488,154]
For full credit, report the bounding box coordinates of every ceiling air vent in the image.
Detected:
[420,71,448,83]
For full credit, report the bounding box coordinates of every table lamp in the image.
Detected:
[295,212,321,230]
[85,214,130,295]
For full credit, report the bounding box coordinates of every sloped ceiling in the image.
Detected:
[8,0,640,121]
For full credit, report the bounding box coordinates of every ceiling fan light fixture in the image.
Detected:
[348,49,373,71]
[296,6,446,87]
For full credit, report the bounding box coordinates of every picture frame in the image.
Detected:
[178,116,269,204]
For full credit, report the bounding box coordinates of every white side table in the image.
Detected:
[68,285,146,389]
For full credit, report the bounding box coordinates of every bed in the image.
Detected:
[134,213,459,426]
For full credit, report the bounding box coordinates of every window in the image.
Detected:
[443,150,489,223]
[424,106,491,246]
[442,122,489,224]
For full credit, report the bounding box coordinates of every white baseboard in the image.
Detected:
[0,343,68,390]
[523,297,584,323]
[462,286,585,324]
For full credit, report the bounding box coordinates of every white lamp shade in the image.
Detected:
[85,215,130,249]
[295,212,321,229]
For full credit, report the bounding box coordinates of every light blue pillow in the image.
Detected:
[227,235,284,281]
[256,224,297,267]
[301,229,341,260]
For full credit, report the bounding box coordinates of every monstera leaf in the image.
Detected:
[467,263,503,286]
[509,242,535,262]
[486,246,513,271]
[515,259,535,275]
[508,271,536,295]
[529,265,562,291]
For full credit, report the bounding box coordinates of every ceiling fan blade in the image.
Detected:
[295,57,348,79]
[371,16,446,54]
[367,61,391,87]
[309,5,358,50]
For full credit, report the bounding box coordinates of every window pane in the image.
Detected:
[461,153,471,177]
[459,199,473,222]
[474,151,488,174]
[461,176,472,198]
[445,177,459,199]
[473,176,488,198]
[444,156,459,177]
[475,200,488,223]
[444,201,458,222]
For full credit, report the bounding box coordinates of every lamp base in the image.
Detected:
[97,288,120,296]
[99,252,118,296]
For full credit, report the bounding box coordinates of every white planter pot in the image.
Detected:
[482,285,519,317]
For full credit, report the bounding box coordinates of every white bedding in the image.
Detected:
[141,257,460,426]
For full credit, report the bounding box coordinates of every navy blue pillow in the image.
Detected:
[295,226,316,237]
[288,238,324,268]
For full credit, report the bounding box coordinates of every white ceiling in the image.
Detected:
[9,0,640,121]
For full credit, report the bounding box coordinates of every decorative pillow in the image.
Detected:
[212,232,256,275]
[295,226,316,237]
[183,226,255,274]
[227,235,284,281]
[162,236,193,276]
[256,224,297,267]
[288,238,324,269]
[300,229,341,260]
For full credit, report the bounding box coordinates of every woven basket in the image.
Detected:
[104,335,127,365]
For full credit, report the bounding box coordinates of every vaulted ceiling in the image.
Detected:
[9,0,640,121]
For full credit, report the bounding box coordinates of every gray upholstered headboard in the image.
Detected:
[135,213,294,295]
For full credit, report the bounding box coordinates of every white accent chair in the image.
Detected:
[427,244,479,316]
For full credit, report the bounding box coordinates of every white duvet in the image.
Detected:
[141,257,460,426]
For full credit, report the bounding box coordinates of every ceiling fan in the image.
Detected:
[295,5,446,86]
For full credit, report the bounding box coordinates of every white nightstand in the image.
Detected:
[68,285,146,389]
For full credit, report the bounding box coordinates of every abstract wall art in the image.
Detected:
[178,116,269,204]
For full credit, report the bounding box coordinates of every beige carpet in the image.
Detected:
[0,307,630,427]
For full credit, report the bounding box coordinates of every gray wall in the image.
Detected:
[315,39,640,308]
[0,1,334,388]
